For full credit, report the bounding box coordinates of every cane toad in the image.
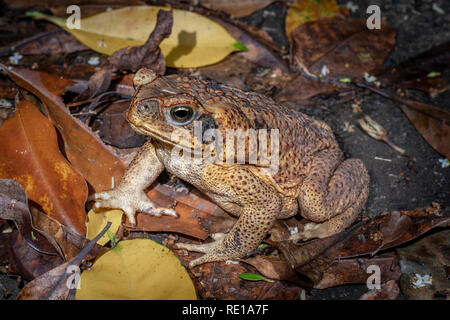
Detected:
[90,68,370,267]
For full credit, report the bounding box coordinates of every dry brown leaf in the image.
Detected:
[17,260,73,300]
[285,0,347,40]
[266,207,448,285]
[18,222,112,299]
[398,103,450,159]
[31,206,107,262]
[315,255,401,289]
[242,255,305,285]
[0,100,87,234]
[268,218,357,283]
[397,230,450,300]
[338,210,449,258]
[0,180,105,281]
[2,30,88,56]
[291,16,396,79]
[378,42,450,94]
[93,99,145,149]
[8,231,62,280]
[0,64,127,192]
[0,78,18,100]
[274,73,339,102]
[0,179,60,256]
[114,73,136,96]
[359,280,400,300]
[199,54,259,91]
[83,65,114,100]
[128,185,220,240]
[211,17,289,72]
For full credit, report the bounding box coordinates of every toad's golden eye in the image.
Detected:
[168,105,196,125]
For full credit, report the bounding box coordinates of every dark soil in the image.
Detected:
[0,0,449,300]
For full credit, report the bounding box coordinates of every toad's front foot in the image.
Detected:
[88,188,178,225]
[175,233,240,268]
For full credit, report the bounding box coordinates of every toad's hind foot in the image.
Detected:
[175,233,240,268]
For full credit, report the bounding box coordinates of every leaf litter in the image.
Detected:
[0,0,448,300]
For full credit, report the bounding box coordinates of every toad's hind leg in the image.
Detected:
[295,148,369,241]
[175,166,281,267]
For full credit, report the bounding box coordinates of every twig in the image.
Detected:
[356,82,450,123]
[0,29,62,56]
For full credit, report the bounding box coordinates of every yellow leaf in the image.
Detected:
[86,209,123,246]
[27,6,242,68]
[285,0,343,39]
[76,239,197,300]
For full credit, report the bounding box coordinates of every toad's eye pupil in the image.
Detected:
[169,106,195,124]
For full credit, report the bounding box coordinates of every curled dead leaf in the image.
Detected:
[0,179,58,256]
[108,9,173,74]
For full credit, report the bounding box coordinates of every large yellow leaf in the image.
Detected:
[86,209,124,246]
[28,6,242,68]
[285,0,344,40]
[76,239,197,300]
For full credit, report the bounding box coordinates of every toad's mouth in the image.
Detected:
[129,122,203,156]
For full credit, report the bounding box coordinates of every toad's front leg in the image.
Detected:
[88,141,177,225]
[176,167,281,268]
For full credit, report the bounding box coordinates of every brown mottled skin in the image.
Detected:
[90,68,369,267]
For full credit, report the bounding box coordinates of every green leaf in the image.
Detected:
[339,77,352,83]
[257,243,270,249]
[233,42,248,52]
[427,71,441,78]
[239,273,274,282]
[107,230,119,247]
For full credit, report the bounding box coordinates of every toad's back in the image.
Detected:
[165,75,339,192]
